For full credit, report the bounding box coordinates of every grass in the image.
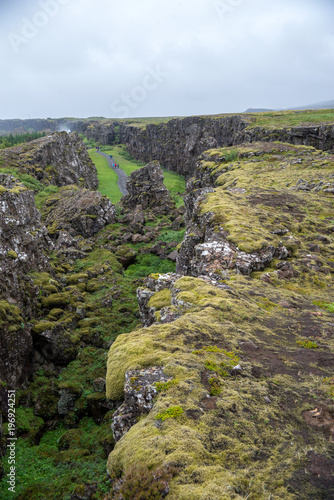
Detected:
[99,145,185,206]
[248,109,334,129]
[88,149,123,203]
[125,254,176,278]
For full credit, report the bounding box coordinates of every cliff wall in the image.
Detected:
[119,117,334,177]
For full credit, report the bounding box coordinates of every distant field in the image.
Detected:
[90,145,185,206]
[246,109,334,128]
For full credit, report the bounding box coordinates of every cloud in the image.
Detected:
[0,0,333,118]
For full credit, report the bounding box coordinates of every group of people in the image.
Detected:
[95,146,119,168]
[109,155,119,169]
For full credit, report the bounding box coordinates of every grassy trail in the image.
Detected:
[90,145,186,206]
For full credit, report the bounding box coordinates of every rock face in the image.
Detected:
[0,174,51,304]
[79,121,117,145]
[118,116,334,178]
[119,116,248,178]
[0,132,98,190]
[112,367,171,442]
[0,175,52,388]
[122,161,176,214]
[41,186,116,238]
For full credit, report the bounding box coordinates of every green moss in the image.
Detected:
[0,300,24,330]
[148,289,172,310]
[66,273,89,285]
[16,407,44,441]
[155,406,184,421]
[7,250,18,259]
[32,321,57,334]
[155,379,179,392]
[41,293,70,308]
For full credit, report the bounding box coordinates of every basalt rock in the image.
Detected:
[118,116,334,179]
[0,131,98,190]
[42,186,116,238]
[112,367,171,442]
[122,161,176,215]
[0,175,51,306]
[0,175,52,387]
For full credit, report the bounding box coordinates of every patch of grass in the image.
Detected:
[0,167,44,192]
[248,109,334,129]
[35,185,59,209]
[101,145,185,206]
[88,149,122,203]
[125,254,175,278]
[313,300,334,313]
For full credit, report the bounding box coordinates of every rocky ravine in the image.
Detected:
[106,142,334,499]
[0,129,333,499]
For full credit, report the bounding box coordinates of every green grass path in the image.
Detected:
[89,145,186,206]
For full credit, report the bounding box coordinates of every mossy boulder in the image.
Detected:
[41,293,70,309]
[115,246,137,267]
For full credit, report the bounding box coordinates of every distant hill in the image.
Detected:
[245,108,275,113]
[245,99,334,113]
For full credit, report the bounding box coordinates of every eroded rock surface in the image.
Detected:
[41,186,116,238]
[112,367,171,442]
[122,161,176,215]
[0,131,98,189]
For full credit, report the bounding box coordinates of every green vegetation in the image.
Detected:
[313,300,334,313]
[248,108,334,128]
[155,406,184,421]
[155,379,179,392]
[88,149,122,203]
[0,418,113,499]
[125,254,176,278]
[0,131,46,149]
[296,339,319,349]
[0,167,44,192]
[105,464,177,500]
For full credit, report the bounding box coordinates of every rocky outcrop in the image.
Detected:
[0,132,98,190]
[112,367,171,442]
[0,174,51,304]
[235,123,334,151]
[176,142,334,279]
[41,186,116,238]
[79,121,117,145]
[121,161,176,215]
[0,174,52,388]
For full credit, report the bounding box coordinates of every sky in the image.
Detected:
[0,0,333,119]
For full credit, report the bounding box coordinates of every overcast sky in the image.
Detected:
[0,0,333,119]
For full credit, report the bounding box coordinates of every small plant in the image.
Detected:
[296,339,319,349]
[155,379,178,392]
[208,377,221,396]
[155,406,184,421]
[221,148,238,162]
